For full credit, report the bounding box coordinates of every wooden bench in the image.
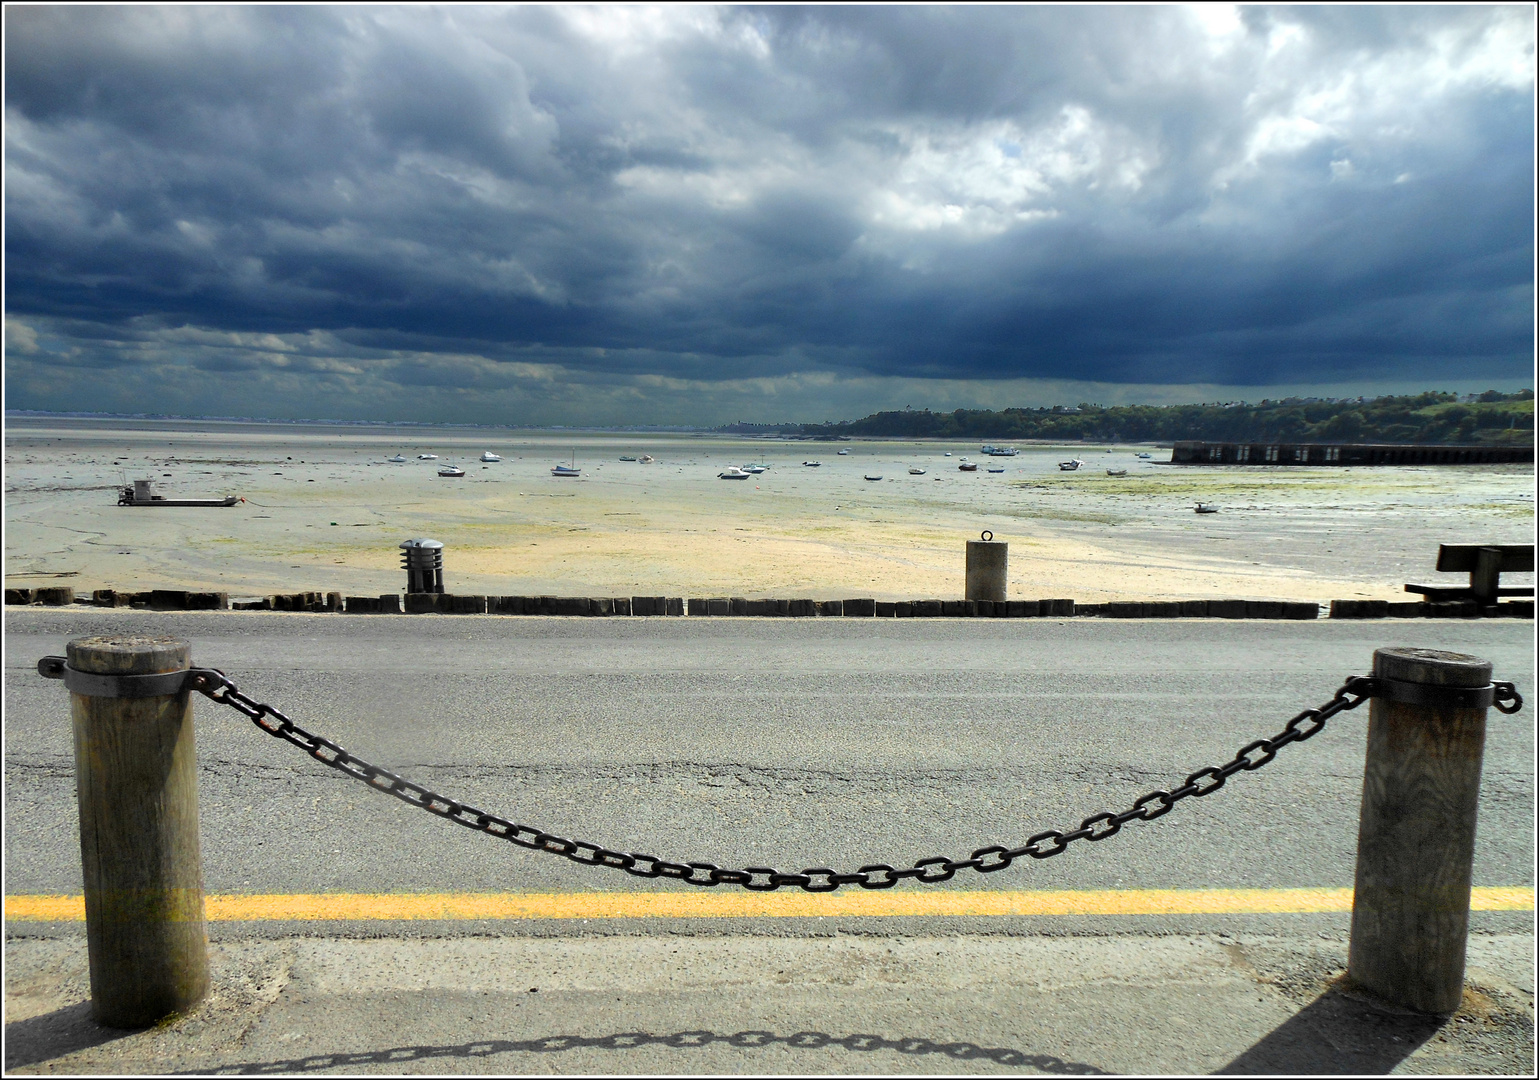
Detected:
[1405,544,1535,605]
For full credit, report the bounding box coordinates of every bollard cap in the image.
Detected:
[399,538,444,550]
[1373,647,1491,688]
[67,635,189,675]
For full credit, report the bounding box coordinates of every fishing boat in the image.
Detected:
[417,453,438,460]
[987,465,1005,473]
[438,465,465,478]
[619,455,637,462]
[837,448,850,455]
[388,454,407,462]
[743,464,767,474]
[638,454,654,464]
[958,458,978,471]
[1195,503,1219,514]
[981,445,1018,456]
[908,467,926,475]
[1058,459,1084,471]
[118,479,238,507]
[863,474,883,481]
[803,460,822,467]
[718,466,750,480]
[480,452,501,462]
[1106,468,1127,477]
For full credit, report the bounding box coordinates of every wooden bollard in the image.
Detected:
[1348,646,1493,1013]
[65,635,210,1027]
[965,531,1007,603]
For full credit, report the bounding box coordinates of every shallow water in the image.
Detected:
[4,417,1533,603]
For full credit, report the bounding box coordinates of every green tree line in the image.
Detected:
[721,390,1535,445]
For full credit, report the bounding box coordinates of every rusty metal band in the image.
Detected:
[37,657,223,699]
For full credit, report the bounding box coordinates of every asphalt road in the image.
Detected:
[5,610,1534,938]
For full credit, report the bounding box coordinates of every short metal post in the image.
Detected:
[64,635,210,1027]
[1348,647,1491,1013]
[965,531,1007,603]
[400,538,445,594]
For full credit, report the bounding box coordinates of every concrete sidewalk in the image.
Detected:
[5,931,1533,1075]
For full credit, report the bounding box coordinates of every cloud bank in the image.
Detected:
[5,4,1534,424]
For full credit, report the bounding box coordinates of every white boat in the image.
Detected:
[417,453,438,460]
[981,445,1018,456]
[838,448,850,455]
[1106,468,1127,477]
[1058,459,1084,471]
[639,455,654,464]
[803,460,822,467]
[743,464,767,474]
[908,467,926,475]
[958,458,978,472]
[118,479,238,507]
[718,466,750,480]
[944,452,952,457]
[863,474,883,481]
[1136,453,1153,460]
[619,455,637,462]
[1195,503,1219,514]
[438,465,465,478]
[388,455,407,463]
[480,452,501,462]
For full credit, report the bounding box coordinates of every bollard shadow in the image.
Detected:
[1216,983,1445,1075]
[181,1027,1110,1075]
[4,1002,136,1071]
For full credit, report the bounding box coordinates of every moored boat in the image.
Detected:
[118,479,238,507]
[718,466,750,480]
[987,465,1005,473]
[438,465,465,477]
[803,460,822,467]
[388,454,407,462]
[1106,468,1127,476]
[837,448,850,455]
[619,455,637,462]
[639,454,654,463]
[552,464,581,477]
[480,452,501,462]
[958,458,978,471]
[1058,459,1084,471]
[1195,503,1219,513]
[908,467,926,475]
[863,474,883,481]
[417,453,438,460]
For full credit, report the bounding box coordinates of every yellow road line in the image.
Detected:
[5,887,1533,922]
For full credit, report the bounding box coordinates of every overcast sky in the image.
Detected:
[4,4,1534,426]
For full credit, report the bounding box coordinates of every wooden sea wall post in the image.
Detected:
[1347,646,1493,1014]
[66,635,210,1027]
[965,532,1008,604]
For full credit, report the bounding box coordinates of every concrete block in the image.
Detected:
[975,600,996,617]
[547,597,586,616]
[1244,600,1285,619]
[186,592,229,611]
[1211,599,1248,619]
[666,597,685,616]
[128,591,154,608]
[1178,600,1209,617]
[818,600,844,616]
[1106,602,1143,618]
[744,599,771,616]
[912,600,942,617]
[894,601,913,617]
[1502,599,1533,618]
[344,596,379,614]
[612,597,632,616]
[707,598,730,616]
[1365,600,1389,619]
[1077,603,1105,616]
[91,588,117,607]
[687,598,710,616]
[843,598,876,616]
[1048,599,1075,616]
[1385,601,1423,618]
[378,594,400,614]
[874,601,896,617]
[788,599,816,617]
[451,595,488,614]
[1147,601,1181,618]
[404,593,440,614]
[729,597,747,615]
[591,598,613,616]
[34,586,75,606]
[324,591,343,612]
[1005,600,1038,618]
[149,589,189,610]
[487,596,519,615]
[4,588,36,605]
[1282,601,1320,620]
[1453,600,1479,618]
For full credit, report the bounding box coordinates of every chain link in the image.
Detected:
[189,671,1388,892]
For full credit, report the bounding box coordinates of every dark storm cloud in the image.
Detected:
[4,3,1534,414]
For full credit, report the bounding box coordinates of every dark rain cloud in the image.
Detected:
[4,3,1534,418]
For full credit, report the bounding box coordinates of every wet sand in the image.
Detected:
[4,417,1534,603]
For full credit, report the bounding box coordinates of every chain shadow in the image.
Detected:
[1216,986,1445,1075]
[184,1028,1110,1075]
[4,1002,135,1071]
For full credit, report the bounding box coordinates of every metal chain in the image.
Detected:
[188,671,1388,891]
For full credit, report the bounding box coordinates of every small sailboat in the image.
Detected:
[1058,459,1084,471]
[417,453,438,460]
[438,465,465,478]
[718,466,750,480]
[480,452,501,462]
[552,451,581,477]
[1106,468,1127,477]
[803,460,822,467]
[909,466,926,475]
[388,455,407,463]
[863,474,883,481]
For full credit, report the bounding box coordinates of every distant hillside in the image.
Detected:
[720,391,1535,446]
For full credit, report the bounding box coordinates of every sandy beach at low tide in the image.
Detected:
[4,417,1533,604]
